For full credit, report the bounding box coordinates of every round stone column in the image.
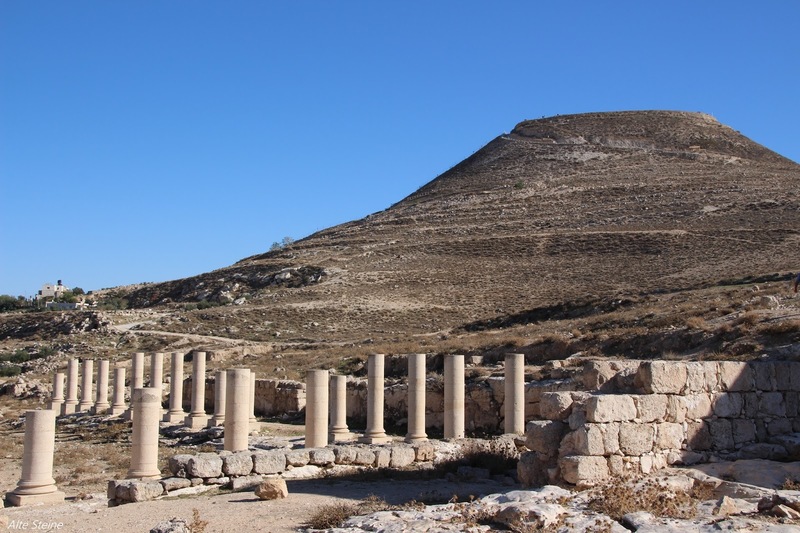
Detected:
[248,372,259,431]
[124,352,145,421]
[184,351,209,429]
[78,359,94,411]
[406,353,428,442]
[224,368,251,452]
[150,352,164,394]
[127,387,162,479]
[208,369,226,427]
[62,358,79,415]
[444,354,465,439]
[305,370,329,448]
[163,352,185,423]
[359,354,390,444]
[110,366,127,416]
[7,409,65,506]
[49,372,65,413]
[504,353,525,435]
[92,359,110,415]
[329,374,354,442]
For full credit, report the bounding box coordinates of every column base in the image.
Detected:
[249,420,262,434]
[184,414,210,430]
[163,411,186,424]
[5,490,66,507]
[405,434,428,443]
[62,403,78,415]
[49,401,64,412]
[208,416,225,428]
[122,409,133,421]
[109,406,127,416]
[358,434,391,444]
[91,404,110,416]
[329,431,356,442]
[78,402,93,412]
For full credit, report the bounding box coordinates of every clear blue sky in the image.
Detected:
[1,2,798,298]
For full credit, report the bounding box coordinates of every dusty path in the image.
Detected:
[1,476,509,533]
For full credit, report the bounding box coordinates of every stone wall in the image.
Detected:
[520,360,800,487]
[181,378,306,417]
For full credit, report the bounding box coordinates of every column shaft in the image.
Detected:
[359,354,390,444]
[184,351,208,429]
[329,375,354,442]
[305,370,329,448]
[504,353,525,435]
[49,372,65,413]
[63,359,79,415]
[164,352,185,423]
[78,359,94,411]
[444,354,465,439]
[7,410,65,506]
[127,388,162,479]
[209,370,226,427]
[224,368,251,452]
[406,353,428,442]
[93,359,110,415]
[110,367,127,416]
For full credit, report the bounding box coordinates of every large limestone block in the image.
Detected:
[354,449,376,465]
[655,422,684,450]
[222,452,254,476]
[412,441,436,462]
[187,454,223,478]
[332,446,358,465]
[701,362,720,391]
[709,418,734,451]
[585,395,636,423]
[767,418,793,437]
[572,423,619,456]
[618,423,654,455]
[790,363,800,391]
[718,361,753,392]
[750,362,777,391]
[712,392,743,418]
[637,361,686,394]
[758,392,786,417]
[559,456,610,486]
[684,394,713,419]
[634,394,668,422]
[731,419,756,446]
[286,449,310,467]
[252,451,287,474]
[308,448,336,467]
[685,362,708,393]
[373,447,391,468]
[517,451,549,487]
[389,446,416,468]
[525,420,566,455]
[775,362,793,390]
[665,395,687,423]
[255,478,288,500]
[539,392,575,421]
[168,454,193,477]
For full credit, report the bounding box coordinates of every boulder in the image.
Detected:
[187,453,223,478]
[222,452,254,476]
[255,478,288,500]
[252,450,287,474]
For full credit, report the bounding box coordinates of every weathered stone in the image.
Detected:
[411,441,436,462]
[255,478,288,500]
[619,423,654,455]
[742,392,759,418]
[539,392,574,421]
[160,477,192,492]
[750,362,776,391]
[252,451,286,474]
[712,392,743,418]
[389,446,416,468]
[333,446,358,464]
[150,518,189,533]
[709,418,734,450]
[685,362,707,393]
[769,433,800,459]
[701,362,720,392]
[790,363,800,391]
[772,504,800,519]
[168,454,193,478]
[517,452,548,487]
[739,443,788,460]
[230,474,263,491]
[585,395,636,423]
[637,361,686,394]
[373,447,391,468]
[731,419,756,446]
[187,453,223,478]
[634,394,667,422]
[572,425,605,456]
[758,392,786,417]
[684,394,713,419]
[128,480,164,502]
[665,395,687,423]
[525,420,566,455]
[205,476,230,485]
[767,418,793,437]
[354,449,376,465]
[559,456,609,485]
[718,361,753,392]
[786,392,799,417]
[308,448,336,466]
[686,421,712,451]
[285,449,310,467]
[775,362,793,390]
[655,423,684,450]
[222,452,254,476]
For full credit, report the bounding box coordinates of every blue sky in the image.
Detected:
[1,2,798,298]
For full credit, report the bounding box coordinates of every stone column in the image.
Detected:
[406,353,428,442]
[110,367,127,416]
[504,353,525,435]
[208,369,226,427]
[164,352,185,423]
[62,358,79,415]
[184,351,209,429]
[150,352,164,394]
[127,388,162,480]
[249,371,258,431]
[224,368,251,452]
[49,373,65,413]
[444,354,465,439]
[124,352,145,421]
[359,354,390,444]
[92,359,110,415]
[6,410,65,506]
[329,374,354,442]
[305,370,329,448]
[78,359,94,411]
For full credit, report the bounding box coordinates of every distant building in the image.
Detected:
[36,280,69,300]
[45,301,88,310]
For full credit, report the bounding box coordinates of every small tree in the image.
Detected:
[72,287,85,296]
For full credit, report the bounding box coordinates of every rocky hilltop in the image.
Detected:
[3,111,800,375]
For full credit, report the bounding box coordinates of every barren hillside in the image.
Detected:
[3,111,800,377]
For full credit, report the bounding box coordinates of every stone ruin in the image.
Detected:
[5,351,800,508]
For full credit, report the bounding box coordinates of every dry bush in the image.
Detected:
[734,311,760,328]
[685,316,710,331]
[587,478,709,521]
[306,502,358,529]
[757,320,800,336]
[190,508,208,533]
[782,478,800,490]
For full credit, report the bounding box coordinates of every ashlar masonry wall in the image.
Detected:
[520,360,800,487]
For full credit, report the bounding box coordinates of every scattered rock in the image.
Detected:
[255,478,288,500]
